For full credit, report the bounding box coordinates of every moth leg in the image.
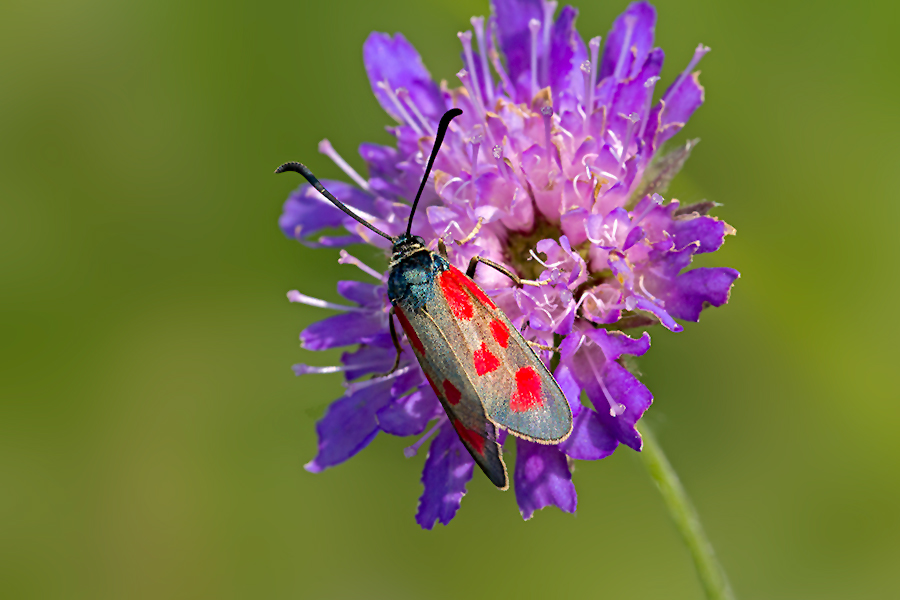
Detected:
[377,309,403,376]
[527,340,561,354]
[454,217,484,245]
[519,319,530,334]
[437,239,449,259]
[466,255,543,287]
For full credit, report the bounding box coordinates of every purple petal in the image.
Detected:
[377,388,442,436]
[560,407,619,460]
[304,381,394,473]
[591,361,653,451]
[359,143,410,200]
[671,214,727,254]
[654,46,708,147]
[663,267,740,322]
[341,345,396,380]
[491,0,544,95]
[553,362,583,416]
[363,33,445,121]
[416,423,475,529]
[608,47,663,136]
[514,439,577,520]
[585,328,651,362]
[549,6,584,104]
[599,1,657,81]
[336,280,385,308]
[301,311,386,351]
[390,363,425,398]
[279,181,376,245]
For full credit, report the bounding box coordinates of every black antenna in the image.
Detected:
[406,108,463,236]
[274,162,395,242]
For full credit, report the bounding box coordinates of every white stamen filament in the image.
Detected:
[529,248,563,269]
[396,88,432,133]
[528,18,541,98]
[377,80,424,136]
[637,75,661,140]
[292,360,384,376]
[584,349,626,417]
[613,15,637,80]
[287,290,367,312]
[471,16,495,106]
[487,24,515,98]
[606,128,622,161]
[471,133,483,174]
[404,419,444,458]
[346,365,413,394]
[338,250,384,280]
[571,174,584,200]
[580,60,592,108]
[293,364,345,375]
[638,274,660,303]
[318,139,371,192]
[618,112,639,171]
[540,1,557,89]
[541,105,554,164]
[627,193,663,239]
[458,31,486,117]
[587,36,601,111]
[456,70,489,127]
[664,44,710,119]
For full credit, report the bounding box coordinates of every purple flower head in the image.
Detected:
[282,1,738,528]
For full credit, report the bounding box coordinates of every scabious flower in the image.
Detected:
[282,0,739,528]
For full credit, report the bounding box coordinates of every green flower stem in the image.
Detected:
[637,424,736,600]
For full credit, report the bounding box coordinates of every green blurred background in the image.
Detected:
[1,0,898,598]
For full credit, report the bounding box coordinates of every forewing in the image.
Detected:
[429,266,573,443]
[394,304,509,490]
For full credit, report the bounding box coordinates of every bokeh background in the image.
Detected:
[2,0,898,598]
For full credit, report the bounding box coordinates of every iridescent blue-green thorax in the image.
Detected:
[386,234,448,311]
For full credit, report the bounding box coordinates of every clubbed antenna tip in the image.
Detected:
[275,161,306,175]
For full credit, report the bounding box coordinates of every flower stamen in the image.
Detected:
[338,249,384,280]
[585,36,602,112]
[318,139,371,192]
[396,88,432,133]
[540,1,558,88]
[613,15,637,80]
[487,17,515,98]
[669,44,711,111]
[470,16,495,106]
[346,365,413,394]
[541,105,554,165]
[458,31,486,117]
[585,349,626,417]
[529,18,541,99]
[403,418,443,458]
[377,80,425,136]
[287,290,368,312]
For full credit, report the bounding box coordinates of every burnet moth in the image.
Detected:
[276,108,572,490]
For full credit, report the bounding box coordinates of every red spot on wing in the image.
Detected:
[452,419,486,455]
[473,342,500,375]
[510,366,544,412]
[395,308,425,355]
[489,319,509,348]
[439,269,474,320]
[451,266,497,309]
[442,379,461,405]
